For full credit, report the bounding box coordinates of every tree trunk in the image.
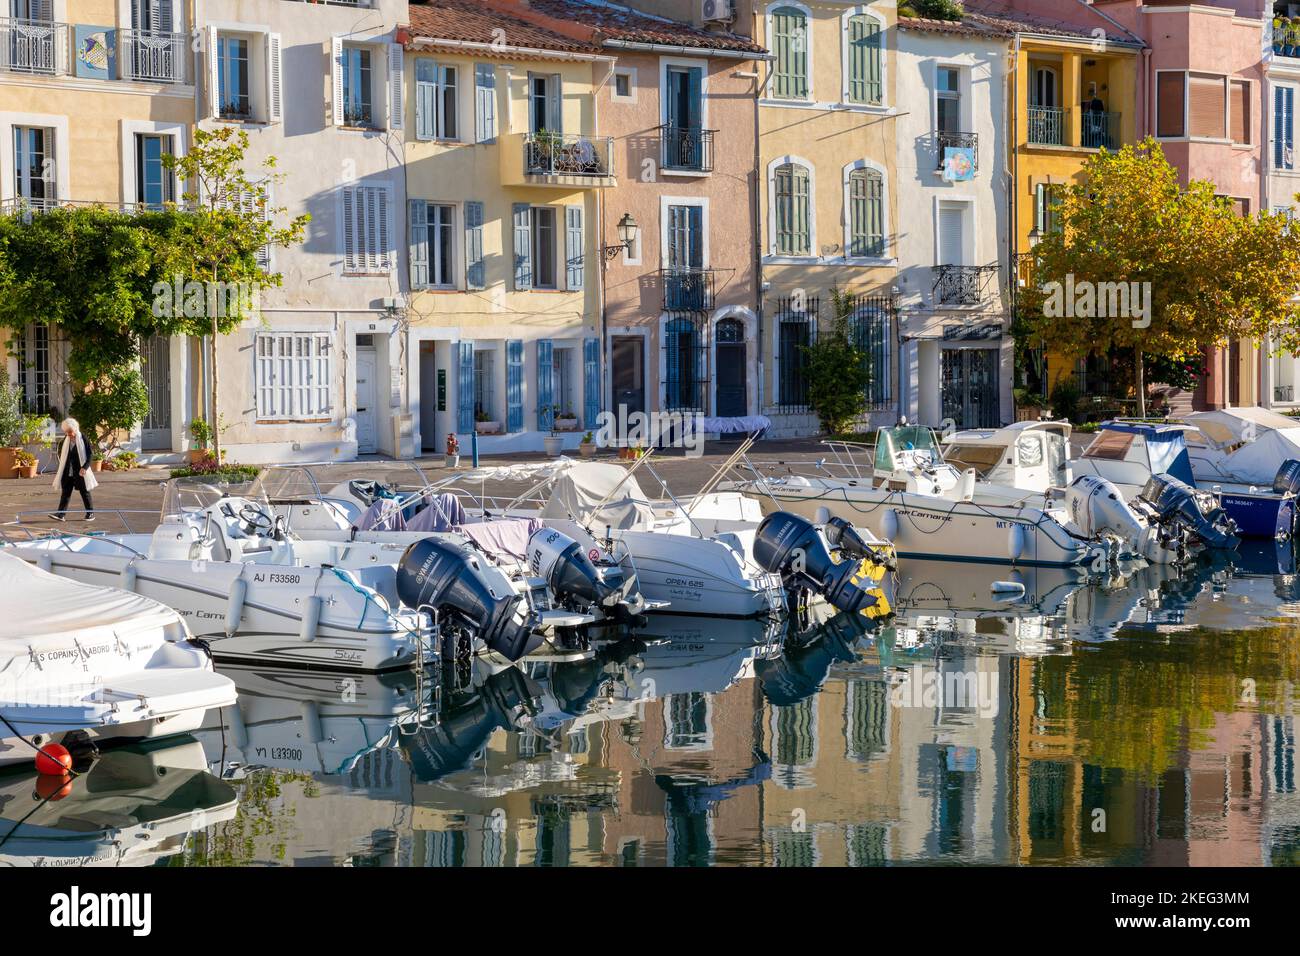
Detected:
[210,266,221,462]
[1136,348,1146,418]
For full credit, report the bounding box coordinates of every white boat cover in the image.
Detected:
[1185,408,1300,484]
[0,550,184,649]
[538,462,656,530]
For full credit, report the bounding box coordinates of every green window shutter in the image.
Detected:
[773,8,808,100]
[847,15,882,106]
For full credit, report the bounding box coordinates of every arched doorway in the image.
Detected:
[714,317,746,417]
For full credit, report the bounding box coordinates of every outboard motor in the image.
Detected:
[527,527,646,621]
[1065,474,1190,565]
[396,538,544,662]
[753,512,892,619]
[1274,459,1300,497]
[824,516,897,571]
[1140,473,1238,550]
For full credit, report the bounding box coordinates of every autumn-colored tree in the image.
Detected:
[1021,138,1300,415]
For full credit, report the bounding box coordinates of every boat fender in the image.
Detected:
[300,700,324,744]
[815,506,831,525]
[225,701,250,751]
[225,577,248,637]
[991,580,1026,596]
[119,562,138,593]
[882,508,901,542]
[1007,524,1026,563]
[299,594,322,642]
[37,553,52,573]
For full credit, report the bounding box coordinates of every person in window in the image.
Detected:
[48,417,97,522]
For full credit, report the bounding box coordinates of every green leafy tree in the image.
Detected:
[1022,138,1300,415]
[803,288,874,435]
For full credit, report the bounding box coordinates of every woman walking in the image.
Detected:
[48,418,97,522]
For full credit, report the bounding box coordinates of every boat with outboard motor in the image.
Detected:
[0,552,236,767]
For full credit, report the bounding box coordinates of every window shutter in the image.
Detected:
[513,203,533,290]
[389,43,404,131]
[774,9,808,100]
[565,204,584,291]
[408,200,429,289]
[1230,79,1250,145]
[331,37,345,126]
[266,33,283,124]
[457,341,474,433]
[1157,73,1185,138]
[548,74,563,134]
[342,187,358,272]
[536,339,554,431]
[257,181,274,272]
[475,63,497,142]
[464,200,485,289]
[1188,73,1225,139]
[1277,86,1295,170]
[583,337,600,429]
[206,26,220,119]
[415,60,436,140]
[506,339,524,433]
[376,187,391,271]
[938,202,964,265]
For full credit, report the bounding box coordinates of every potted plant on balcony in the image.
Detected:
[579,431,596,459]
[554,408,580,432]
[188,416,214,465]
[444,433,460,469]
[474,410,501,435]
[12,449,37,479]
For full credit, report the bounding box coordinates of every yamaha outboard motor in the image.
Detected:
[1140,473,1238,550]
[824,516,897,571]
[1274,459,1300,497]
[753,512,892,619]
[527,527,646,621]
[396,538,545,662]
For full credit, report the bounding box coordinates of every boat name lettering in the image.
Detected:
[666,578,705,588]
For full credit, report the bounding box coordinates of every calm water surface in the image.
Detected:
[10,545,1298,867]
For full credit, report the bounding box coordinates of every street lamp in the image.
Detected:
[602,212,639,260]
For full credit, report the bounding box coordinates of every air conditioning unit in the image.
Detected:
[702,0,734,23]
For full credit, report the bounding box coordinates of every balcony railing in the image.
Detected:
[0,198,173,220]
[932,264,999,306]
[1081,110,1121,150]
[120,29,186,84]
[935,130,978,171]
[0,17,69,75]
[524,132,614,178]
[1027,106,1066,147]
[662,268,715,312]
[661,126,716,173]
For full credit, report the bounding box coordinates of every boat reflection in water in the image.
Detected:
[0,738,236,868]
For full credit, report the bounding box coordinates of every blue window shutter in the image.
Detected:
[513,203,532,290]
[464,200,485,289]
[457,341,474,432]
[565,204,584,290]
[408,200,429,289]
[583,336,600,429]
[506,339,524,433]
[686,67,702,130]
[415,59,436,141]
[475,63,497,143]
[536,339,554,431]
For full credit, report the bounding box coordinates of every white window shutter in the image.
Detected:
[266,33,283,124]
[342,187,358,272]
[377,187,392,271]
[389,43,404,132]
[331,37,345,127]
[206,26,220,120]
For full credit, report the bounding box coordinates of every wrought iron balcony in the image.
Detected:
[932,264,999,306]
[1081,110,1121,150]
[1027,106,1066,146]
[935,130,978,171]
[662,268,715,313]
[119,29,187,84]
[524,132,614,178]
[661,126,716,173]
[0,198,174,220]
[0,17,69,75]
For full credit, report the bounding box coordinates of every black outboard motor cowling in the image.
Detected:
[1274,459,1300,497]
[1140,473,1238,550]
[527,527,645,620]
[396,538,544,662]
[753,512,891,618]
[824,516,897,570]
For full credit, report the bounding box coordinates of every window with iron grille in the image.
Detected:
[255,332,332,421]
[847,167,884,258]
[774,162,811,256]
[775,296,817,409]
[663,314,705,411]
[849,294,894,410]
[15,322,50,415]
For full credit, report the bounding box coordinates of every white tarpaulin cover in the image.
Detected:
[1184,409,1300,485]
[539,462,656,530]
[0,551,184,651]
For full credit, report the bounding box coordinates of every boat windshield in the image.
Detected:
[1081,429,1136,462]
[875,426,942,472]
[944,443,1006,478]
[160,476,266,520]
[248,466,327,502]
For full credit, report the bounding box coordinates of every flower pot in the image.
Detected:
[0,447,18,479]
[555,417,579,432]
[543,436,564,457]
[579,442,596,459]
[14,463,36,479]
[444,454,460,468]
[475,421,501,435]
[188,448,209,465]
[90,459,103,473]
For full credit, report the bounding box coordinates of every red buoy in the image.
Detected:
[35,743,72,776]
[34,773,73,801]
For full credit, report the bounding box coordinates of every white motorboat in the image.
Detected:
[1182,407,1300,486]
[0,552,236,767]
[726,426,1120,567]
[0,738,237,867]
[2,480,437,672]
